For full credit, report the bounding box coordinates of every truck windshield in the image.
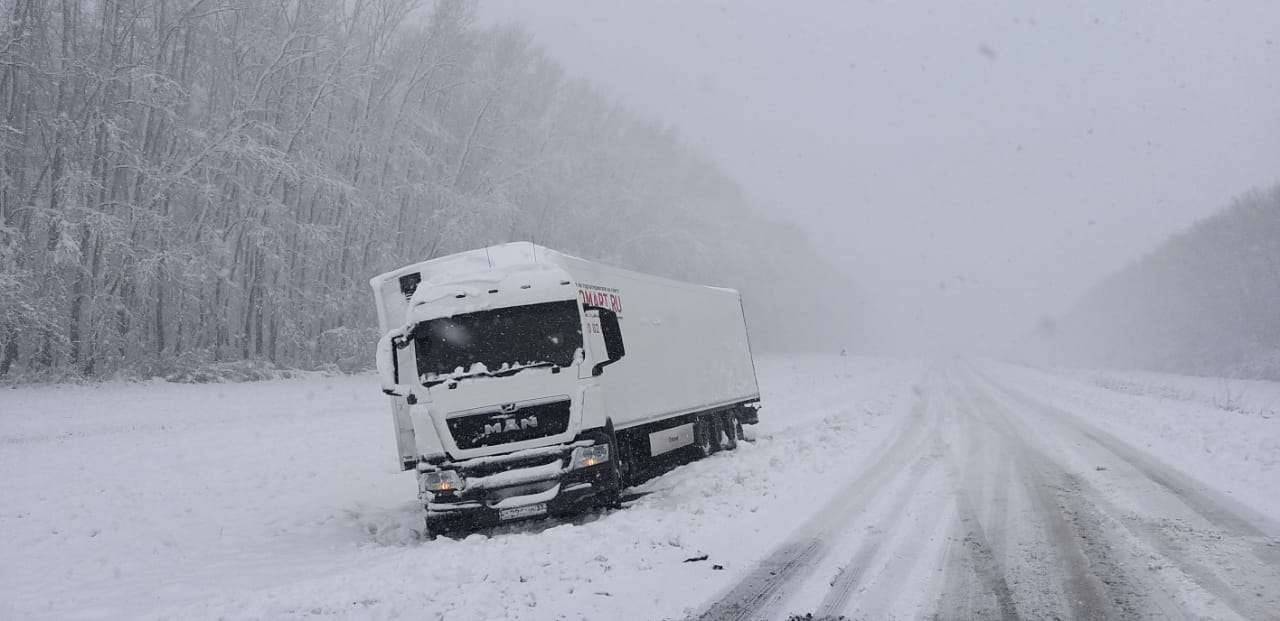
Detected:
[412,300,582,385]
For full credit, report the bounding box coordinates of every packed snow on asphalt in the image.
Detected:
[4,356,1280,620]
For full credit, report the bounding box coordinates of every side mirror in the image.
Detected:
[376,328,418,402]
[586,306,625,376]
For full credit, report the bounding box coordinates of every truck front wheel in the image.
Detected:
[597,441,626,509]
[597,466,624,510]
[423,513,455,541]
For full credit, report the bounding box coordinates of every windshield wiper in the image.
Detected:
[490,361,558,378]
[423,361,559,387]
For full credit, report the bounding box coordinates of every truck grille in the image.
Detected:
[447,399,572,450]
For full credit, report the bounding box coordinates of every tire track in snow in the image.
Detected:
[984,372,1280,556]
[935,388,1021,621]
[958,377,1129,619]
[950,371,1015,564]
[976,371,1280,620]
[812,450,937,618]
[693,392,934,621]
[835,459,954,620]
[983,431,1014,564]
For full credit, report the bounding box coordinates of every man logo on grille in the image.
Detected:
[483,415,538,437]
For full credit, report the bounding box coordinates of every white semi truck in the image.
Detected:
[371,242,761,534]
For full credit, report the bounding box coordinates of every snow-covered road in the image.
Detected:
[3,357,1280,620]
[698,364,1280,620]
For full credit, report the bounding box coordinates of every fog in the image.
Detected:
[483,0,1280,356]
[3,0,1278,379]
[6,4,1280,617]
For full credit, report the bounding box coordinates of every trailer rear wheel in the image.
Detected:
[696,414,722,457]
[718,412,739,451]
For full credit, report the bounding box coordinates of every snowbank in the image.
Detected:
[0,355,923,620]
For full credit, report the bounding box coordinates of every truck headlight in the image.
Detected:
[420,470,464,493]
[570,444,610,469]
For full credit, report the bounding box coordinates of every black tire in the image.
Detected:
[599,438,626,509]
[423,511,466,540]
[719,412,739,451]
[696,415,720,457]
[596,486,623,510]
[423,515,443,541]
[613,431,634,488]
[603,479,625,508]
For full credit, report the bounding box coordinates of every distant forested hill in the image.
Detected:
[0,0,857,380]
[1045,185,1280,379]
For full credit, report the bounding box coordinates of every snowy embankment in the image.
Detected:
[1061,366,1280,419]
[0,355,923,620]
[982,361,1280,520]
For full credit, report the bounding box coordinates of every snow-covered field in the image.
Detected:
[1062,366,1280,420]
[5,357,1280,620]
[0,355,923,620]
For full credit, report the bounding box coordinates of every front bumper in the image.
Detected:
[419,440,617,532]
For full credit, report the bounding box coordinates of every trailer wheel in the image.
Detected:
[718,412,739,451]
[696,415,721,457]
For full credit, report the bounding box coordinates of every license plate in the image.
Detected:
[498,503,548,521]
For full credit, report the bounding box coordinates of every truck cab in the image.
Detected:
[372,246,626,533]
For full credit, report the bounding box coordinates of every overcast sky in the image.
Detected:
[481,0,1280,355]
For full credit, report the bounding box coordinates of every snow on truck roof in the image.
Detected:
[404,264,576,323]
[369,242,542,289]
[371,242,740,297]
[370,242,741,333]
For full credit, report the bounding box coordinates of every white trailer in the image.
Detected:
[371,242,761,534]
